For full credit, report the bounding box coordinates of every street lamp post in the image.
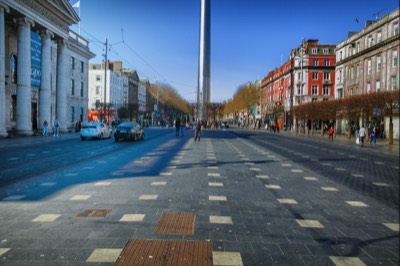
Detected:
[103,38,108,124]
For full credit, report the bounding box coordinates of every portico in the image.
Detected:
[0,0,94,136]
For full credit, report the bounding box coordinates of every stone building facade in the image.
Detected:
[0,0,94,136]
[335,8,399,138]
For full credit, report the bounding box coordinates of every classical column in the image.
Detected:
[39,30,53,131]
[0,5,9,137]
[197,0,210,121]
[16,17,34,135]
[56,39,67,131]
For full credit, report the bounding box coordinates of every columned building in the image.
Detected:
[0,0,94,136]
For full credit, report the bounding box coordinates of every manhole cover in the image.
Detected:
[154,212,196,235]
[77,209,111,218]
[114,239,212,266]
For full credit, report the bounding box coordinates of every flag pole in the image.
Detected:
[78,2,81,35]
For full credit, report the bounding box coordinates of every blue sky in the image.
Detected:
[69,0,399,102]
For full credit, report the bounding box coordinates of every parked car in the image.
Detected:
[114,122,145,142]
[80,122,112,140]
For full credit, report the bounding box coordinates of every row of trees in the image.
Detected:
[223,83,259,120]
[221,85,399,145]
[293,90,399,145]
[116,83,192,124]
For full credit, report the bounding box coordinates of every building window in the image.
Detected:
[80,107,84,122]
[70,106,75,123]
[339,51,343,61]
[338,88,343,98]
[80,61,84,73]
[323,48,330,54]
[311,48,318,54]
[392,76,397,90]
[356,64,360,78]
[394,22,399,36]
[323,86,330,95]
[96,86,101,95]
[393,49,398,67]
[377,32,382,43]
[70,56,75,69]
[356,42,360,53]
[350,66,354,79]
[323,72,330,80]
[297,72,302,81]
[367,59,372,75]
[367,83,371,93]
[96,75,101,82]
[376,81,381,92]
[313,60,318,66]
[312,85,318,95]
[10,54,17,84]
[80,82,84,97]
[377,56,381,72]
[71,79,75,95]
[368,36,373,47]
[324,60,330,66]
[312,72,318,80]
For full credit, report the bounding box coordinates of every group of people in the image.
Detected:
[357,124,377,147]
[329,124,378,148]
[42,119,60,137]
[174,118,202,141]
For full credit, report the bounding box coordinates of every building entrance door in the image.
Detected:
[32,102,38,131]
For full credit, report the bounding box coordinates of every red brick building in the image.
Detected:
[261,39,336,129]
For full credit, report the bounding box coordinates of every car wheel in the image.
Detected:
[114,136,119,142]
[81,136,85,141]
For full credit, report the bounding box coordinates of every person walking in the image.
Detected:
[359,124,366,147]
[194,119,201,141]
[328,126,334,141]
[43,120,48,136]
[175,118,181,136]
[53,119,60,137]
[369,126,377,147]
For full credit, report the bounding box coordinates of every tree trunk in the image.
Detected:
[389,116,393,145]
[311,119,314,135]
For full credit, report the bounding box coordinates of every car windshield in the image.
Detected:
[83,124,97,129]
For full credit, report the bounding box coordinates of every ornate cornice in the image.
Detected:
[0,3,10,13]
[15,0,69,31]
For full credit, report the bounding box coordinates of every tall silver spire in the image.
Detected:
[197,0,210,120]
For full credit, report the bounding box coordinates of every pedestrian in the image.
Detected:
[369,126,377,147]
[53,119,60,137]
[43,120,48,136]
[328,126,334,141]
[355,124,360,145]
[359,124,366,147]
[194,119,201,141]
[175,118,181,136]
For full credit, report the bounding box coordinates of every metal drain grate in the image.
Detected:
[154,212,196,235]
[114,239,212,266]
[77,209,111,218]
